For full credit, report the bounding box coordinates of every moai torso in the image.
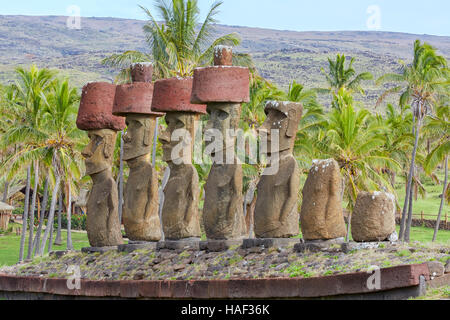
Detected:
[162,164,201,240]
[123,161,161,241]
[255,154,300,238]
[203,162,247,240]
[86,175,123,247]
[300,159,347,240]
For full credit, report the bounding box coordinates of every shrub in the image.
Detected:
[53,214,86,231]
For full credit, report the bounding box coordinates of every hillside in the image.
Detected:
[1,15,449,108]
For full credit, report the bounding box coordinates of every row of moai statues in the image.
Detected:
[76,47,397,249]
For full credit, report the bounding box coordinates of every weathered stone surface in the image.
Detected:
[351,191,396,242]
[426,261,445,278]
[76,82,125,131]
[81,246,119,254]
[113,83,164,116]
[341,242,382,253]
[152,77,207,114]
[214,45,233,66]
[199,240,243,252]
[203,163,247,240]
[117,242,158,253]
[300,159,347,241]
[158,239,201,251]
[294,238,345,253]
[202,103,247,240]
[445,259,450,274]
[122,114,162,242]
[242,238,300,249]
[82,129,123,248]
[130,62,153,83]
[254,101,302,238]
[191,67,250,104]
[159,113,202,240]
[123,156,162,242]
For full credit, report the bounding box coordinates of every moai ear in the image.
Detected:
[286,109,298,137]
[143,119,151,147]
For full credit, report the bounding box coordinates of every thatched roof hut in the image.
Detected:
[0,201,14,231]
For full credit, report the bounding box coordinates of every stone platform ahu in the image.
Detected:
[191,46,250,241]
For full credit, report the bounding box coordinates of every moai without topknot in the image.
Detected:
[191,46,250,240]
[300,159,347,241]
[112,63,164,242]
[77,82,125,247]
[152,77,207,240]
[254,101,303,238]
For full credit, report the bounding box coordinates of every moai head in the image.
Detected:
[152,77,206,163]
[82,129,117,176]
[113,64,164,162]
[204,103,241,153]
[77,82,126,176]
[259,101,303,155]
[123,114,157,161]
[159,112,198,164]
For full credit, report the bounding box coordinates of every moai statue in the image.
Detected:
[300,159,347,241]
[351,191,397,242]
[191,46,250,240]
[77,82,125,247]
[152,77,206,240]
[254,101,303,238]
[112,63,164,242]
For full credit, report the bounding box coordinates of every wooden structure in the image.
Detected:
[0,202,14,231]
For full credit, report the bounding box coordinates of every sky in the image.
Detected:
[1,0,450,36]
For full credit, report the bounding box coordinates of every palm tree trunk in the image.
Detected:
[38,174,61,256]
[66,182,73,250]
[405,180,414,242]
[33,177,49,254]
[400,119,420,241]
[2,181,9,203]
[18,166,31,262]
[54,192,63,245]
[26,160,39,260]
[118,131,124,224]
[433,156,448,242]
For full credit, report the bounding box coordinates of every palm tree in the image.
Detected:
[320,54,373,96]
[423,100,449,241]
[0,65,55,261]
[377,40,449,242]
[103,0,250,82]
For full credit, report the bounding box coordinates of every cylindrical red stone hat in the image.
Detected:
[76,82,126,131]
[191,66,250,104]
[130,62,153,83]
[112,83,164,117]
[152,77,207,114]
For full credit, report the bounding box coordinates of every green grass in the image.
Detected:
[394,173,449,220]
[0,227,90,267]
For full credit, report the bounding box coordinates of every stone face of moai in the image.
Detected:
[152,77,206,240]
[351,191,397,242]
[191,46,250,240]
[300,159,347,241]
[113,65,163,242]
[158,112,202,240]
[254,101,302,238]
[77,82,125,248]
[82,129,123,247]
